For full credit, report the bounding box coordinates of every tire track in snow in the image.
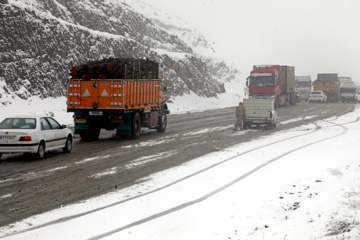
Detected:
[89,121,351,239]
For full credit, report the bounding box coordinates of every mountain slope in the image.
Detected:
[0,0,240,103]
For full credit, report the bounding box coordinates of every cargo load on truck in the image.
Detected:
[243,98,277,130]
[246,65,297,108]
[295,76,312,102]
[313,73,339,103]
[339,77,357,103]
[67,58,169,140]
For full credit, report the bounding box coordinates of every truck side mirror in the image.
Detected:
[162,82,167,91]
[246,77,249,86]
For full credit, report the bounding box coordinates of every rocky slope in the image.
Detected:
[0,0,240,103]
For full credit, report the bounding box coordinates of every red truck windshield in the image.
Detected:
[249,76,276,87]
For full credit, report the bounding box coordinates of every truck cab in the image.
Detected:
[246,65,296,108]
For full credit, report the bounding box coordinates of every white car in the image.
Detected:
[309,91,328,103]
[0,116,73,160]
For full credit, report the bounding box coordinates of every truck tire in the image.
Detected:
[156,113,167,133]
[293,93,297,105]
[80,127,100,141]
[267,122,274,130]
[131,113,141,139]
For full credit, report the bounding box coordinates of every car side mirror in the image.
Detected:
[61,125,67,129]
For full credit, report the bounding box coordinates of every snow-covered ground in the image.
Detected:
[0,94,359,239]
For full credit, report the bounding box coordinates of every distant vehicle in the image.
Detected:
[313,74,339,102]
[243,98,277,130]
[309,91,327,103]
[339,77,357,103]
[295,75,312,102]
[0,116,73,160]
[246,65,297,108]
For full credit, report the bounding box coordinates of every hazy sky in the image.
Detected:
[148,0,360,84]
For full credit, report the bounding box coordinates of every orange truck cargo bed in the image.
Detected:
[67,79,161,111]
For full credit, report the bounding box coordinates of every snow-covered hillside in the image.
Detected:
[0,0,242,106]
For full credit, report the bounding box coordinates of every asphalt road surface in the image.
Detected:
[0,102,356,227]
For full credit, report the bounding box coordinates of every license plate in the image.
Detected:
[89,111,103,116]
[75,119,86,123]
[0,136,15,140]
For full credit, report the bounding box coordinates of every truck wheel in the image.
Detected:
[267,122,274,130]
[131,113,141,139]
[157,113,167,133]
[80,127,100,141]
[275,97,279,109]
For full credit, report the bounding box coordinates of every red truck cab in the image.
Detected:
[246,65,296,107]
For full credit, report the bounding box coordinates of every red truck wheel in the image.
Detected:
[131,113,141,139]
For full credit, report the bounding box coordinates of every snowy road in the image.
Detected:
[1,104,360,239]
[0,103,358,240]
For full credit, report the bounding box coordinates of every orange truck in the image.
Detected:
[67,58,170,140]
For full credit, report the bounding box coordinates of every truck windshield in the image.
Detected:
[296,81,311,88]
[249,76,275,87]
[340,88,356,93]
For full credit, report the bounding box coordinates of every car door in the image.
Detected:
[40,117,56,149]
[46,117,67,148]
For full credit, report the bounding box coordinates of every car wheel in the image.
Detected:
[63,136,72,153]
[36,142,45,160]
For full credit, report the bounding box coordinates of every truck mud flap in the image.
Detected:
[74,122,88,134]
[116,130,131,137]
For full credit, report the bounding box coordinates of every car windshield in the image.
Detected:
[311,91,321,95]
[0,118,36,129]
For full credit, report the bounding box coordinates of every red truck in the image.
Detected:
[246,65,297,108]
[67,58,169,140]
